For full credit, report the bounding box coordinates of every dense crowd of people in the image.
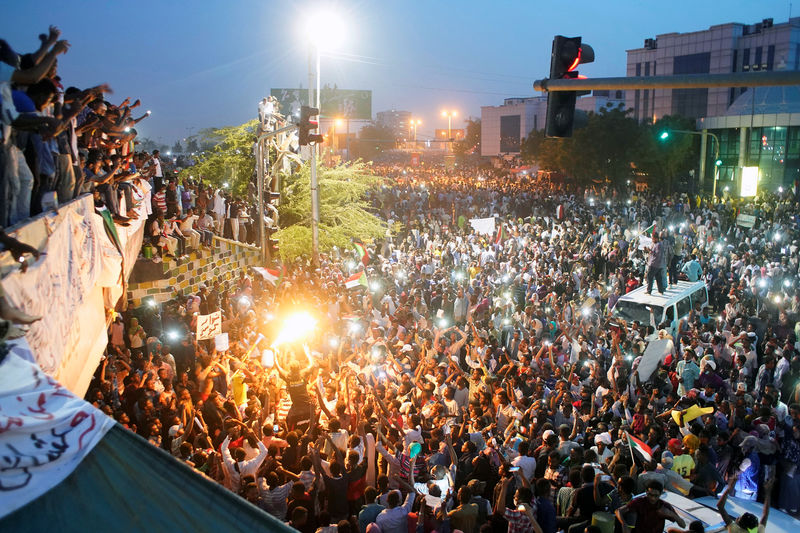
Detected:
[145,175,262,262]
[0,28,258,269]
[0,27,154,229]
[87,160,800,533]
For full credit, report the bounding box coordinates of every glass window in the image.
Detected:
[767,45,775,70]
[755,47,763,69]
[691,288,707,308]
[500,115,521,153]
[743,48,750,70]
[613,302,662,325]
[677,297,692,319]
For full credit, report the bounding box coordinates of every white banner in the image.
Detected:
[197,311,222,341]
[469,217,496,236]
[2,207,103,378]
[637,338,674,383]
[0,349,114,518]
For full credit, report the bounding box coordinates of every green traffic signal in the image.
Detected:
[659,131,669,140]
[715,159,722,166]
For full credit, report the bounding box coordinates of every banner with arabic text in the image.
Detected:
[0,347,114,518]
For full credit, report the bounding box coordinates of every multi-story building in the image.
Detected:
[480,91,625,157]
[376,109,412,138]
[626,17,800,123]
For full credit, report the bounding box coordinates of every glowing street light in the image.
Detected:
[303,7,347,267]
[410,119,422,144]
[441,110,458,150]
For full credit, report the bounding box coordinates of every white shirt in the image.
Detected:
[511,454,537,481]
[221,435,268,491]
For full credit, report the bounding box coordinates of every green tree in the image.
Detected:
[453,118,480,155]
[352,123,397,161]
[136,137,167,153]
[639,115,699,193]
[570,104,643,185]
[172,140,183,154]
[522,104,646,186]
[274,161,387,262]
[178,120,258,197]
[185,137,200,154]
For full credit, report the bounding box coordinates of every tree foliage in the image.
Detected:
[453,118,481,155]
[274,161,388,262]
[520,105,700,192]
[352,122,397,161]
[178,120,258,197]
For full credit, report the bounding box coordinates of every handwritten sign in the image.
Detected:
[196,311,222,341]
[0,347,114,518]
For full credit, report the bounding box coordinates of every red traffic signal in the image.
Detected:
[299,105,324,146]
[545,35,594,138]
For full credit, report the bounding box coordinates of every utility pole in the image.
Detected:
[309,48,320,267]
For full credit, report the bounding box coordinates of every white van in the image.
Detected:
[611,280,708,331]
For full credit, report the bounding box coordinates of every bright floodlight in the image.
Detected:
[758,279,767,288]
[167,330,180,341]
[774,232,781,241]
[147,299,157,308]
[778,186,784,193]
[370,281,380,292]
[305,8,346,49]
[329,338,339,348]
[272,311,317,347]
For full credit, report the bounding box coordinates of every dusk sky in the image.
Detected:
[4,1,792,144]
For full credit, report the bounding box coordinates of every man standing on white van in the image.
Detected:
[646,233,668,295]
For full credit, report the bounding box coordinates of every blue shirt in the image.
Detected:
[536,496,557,533]
[681,259,702,282]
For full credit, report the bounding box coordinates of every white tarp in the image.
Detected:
[469,217,496,236]
[197,311,222,341]
[0,348,114,518]
[637,338,674,383]
[2,207,103,378]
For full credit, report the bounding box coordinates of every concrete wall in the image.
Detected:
[127,237,261,306]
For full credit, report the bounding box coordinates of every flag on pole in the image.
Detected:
[642,223,656,237]
[626,432,653,463]
[353,241,369,266]
[344,271,368,289]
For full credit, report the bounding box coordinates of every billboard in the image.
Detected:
[270,88,372,120]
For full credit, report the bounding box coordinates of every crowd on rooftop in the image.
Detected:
[87,158,800,533]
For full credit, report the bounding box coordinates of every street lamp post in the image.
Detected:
[441,110,457,151]
[305,10,345,267]
[660,129,720,198]
[411,119,421,147]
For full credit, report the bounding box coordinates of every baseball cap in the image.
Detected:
[542,429,555,441]
[667,438,682,450]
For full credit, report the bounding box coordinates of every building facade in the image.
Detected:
[480,91,625,157]
[375,109,412,138]
[698,85,800,194]
[626,17,800,123]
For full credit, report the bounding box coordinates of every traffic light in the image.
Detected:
[545,36,594,138]
[299,105,324,146]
